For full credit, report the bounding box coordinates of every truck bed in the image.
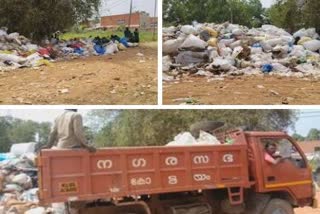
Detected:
[38,144,250,204]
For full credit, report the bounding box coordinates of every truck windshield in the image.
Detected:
[261,138,307,168]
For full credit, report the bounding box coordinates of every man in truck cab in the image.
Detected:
[264,142,284,165]
[43,109,96,152]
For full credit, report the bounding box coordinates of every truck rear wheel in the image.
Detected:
[262,199,293,214]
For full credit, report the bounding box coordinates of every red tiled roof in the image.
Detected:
[297,141,320,154]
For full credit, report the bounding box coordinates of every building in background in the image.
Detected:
[100,12,157,30]
[298,141,320,159]
[150,17,158,29]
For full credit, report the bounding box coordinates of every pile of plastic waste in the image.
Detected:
[0,27,138,72]
[0,28,52,71]
[166,131,221,146]
[0,143,51,214]
[163,22,320,81]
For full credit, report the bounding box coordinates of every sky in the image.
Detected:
[292,110,320,136]
[260,0,276,8]
[100,0,158,17]
[0,109,90,125]
[0,109,319,137]
[97,0,271,18]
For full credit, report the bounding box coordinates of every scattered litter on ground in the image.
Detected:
[163,22,320,81]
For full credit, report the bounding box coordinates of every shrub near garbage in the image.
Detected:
[0,27,139,72]
[163,22,320,80]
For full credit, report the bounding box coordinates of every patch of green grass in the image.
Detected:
[60,30,157,42]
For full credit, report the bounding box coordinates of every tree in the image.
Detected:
[0,0,101,41]
[0,116,52,152]
[267,0,303,33]
[306,129,320,141]
[85,110,118,133]
[92,110,298,147]
[163,0,264,27]
[292,133,305,141]
[303,0,320,33]
[37,122,51,145]
[0,117,13,152]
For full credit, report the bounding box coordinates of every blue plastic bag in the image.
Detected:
[0,153,10,162]
[262,64,273,73]
[120,37,129,48]
[94,45,106,55]
[74,47,84,55]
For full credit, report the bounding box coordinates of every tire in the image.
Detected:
[190,121,224,138]
[262,199,293,214]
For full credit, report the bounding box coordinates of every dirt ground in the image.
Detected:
[163,75,320,105]
[295,192,320,214]
[0,42,157,105]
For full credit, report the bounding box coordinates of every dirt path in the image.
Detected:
[295,192,320,214]
[0,43,157,105]
[163,75,320,105]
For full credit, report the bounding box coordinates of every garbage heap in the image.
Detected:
[163,22,320,81]
[166,131,222,146]
[0,27,137,72]
[0,152,50,214]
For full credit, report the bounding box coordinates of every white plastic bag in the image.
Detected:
[12,173,30,185]
[105,42,119,55]
[25,207,46,214]
[211,58,234,71]
[0,53,27,64]
[197,131,221,145]
[163,55,172,72]
[166,132,197,146]
[179,34,207,51]
[180,25,197,35]
[163,37,185,55]
[10,143,36,156]
[303,40,320,52]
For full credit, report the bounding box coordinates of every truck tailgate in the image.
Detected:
[38,145,250,203]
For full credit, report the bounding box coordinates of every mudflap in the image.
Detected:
[312,198,318,209]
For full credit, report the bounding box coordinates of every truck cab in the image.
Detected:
[244,131,316,213]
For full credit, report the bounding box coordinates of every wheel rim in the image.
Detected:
[272,208,287,214]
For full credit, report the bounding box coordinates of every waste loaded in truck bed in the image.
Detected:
[37,144,251,205]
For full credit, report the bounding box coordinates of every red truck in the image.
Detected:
[37,129,318,214]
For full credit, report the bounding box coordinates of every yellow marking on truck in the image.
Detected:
[59,182,78,193]
[216,184,226,188]
[265,180,312,188]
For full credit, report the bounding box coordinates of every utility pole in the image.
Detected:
[128,0,133,28]
[153,0,157,41]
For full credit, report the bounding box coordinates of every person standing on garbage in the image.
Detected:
[43,110,96,152]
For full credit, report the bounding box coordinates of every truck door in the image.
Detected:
[258,137,313,201]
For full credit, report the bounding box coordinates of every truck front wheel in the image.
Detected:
[262,199,293,214]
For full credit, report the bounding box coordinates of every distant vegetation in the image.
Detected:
[163,0,320,33]
[89,110,298,147]
[0,0,101,41]
[292,129,320,142]
[60,30,157,42]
